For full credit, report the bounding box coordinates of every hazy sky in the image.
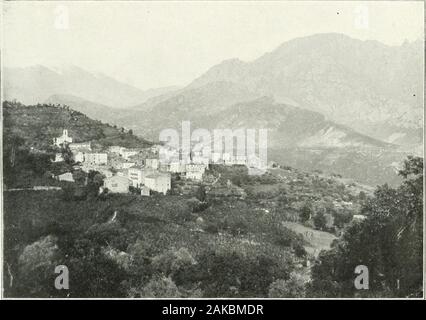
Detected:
[3,1,424,89]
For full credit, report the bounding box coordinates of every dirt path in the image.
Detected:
[5,186,62,192]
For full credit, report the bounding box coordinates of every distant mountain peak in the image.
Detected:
[3,65,180,109]
[184,33,423,147]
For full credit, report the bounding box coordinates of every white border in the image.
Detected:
[0,0,424,301]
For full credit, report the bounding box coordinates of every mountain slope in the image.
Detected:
[117,81,262,139]
[213,97,392,149]
[187,33,423,147]
[117,94,406,185]
[3,65,178,108]
[44,94,123,125]
[2,100,152,150]
[121,92,391,150]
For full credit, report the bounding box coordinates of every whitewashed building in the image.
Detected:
[192,155,210,166]
[121,162,136,169]
[211,152,224,164]
[140,186,150,196]
[128,167,143,187]
[144,173,171,195]
[234,155,247,165]
[169,162,187,173]
[222,153,234,165]
[142,168,157,181]
[186,164,206,181]
[57,172,74,182]
[53,129,73,147]
[121,149,138,160]
[69,142,92,152]
[103,175,130,193]
[186,170,203,181]
[353,215,367,222]
[54,153,64,162]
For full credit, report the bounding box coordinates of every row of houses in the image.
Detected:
[54,129,264,170]
[53,129,173,196]
[53,130,109,166]
[103,171,171,195]
[53,129,262,196]
[160,147,266,169]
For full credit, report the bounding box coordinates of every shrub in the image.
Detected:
[268,272,306,298]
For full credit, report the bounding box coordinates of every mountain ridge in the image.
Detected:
[3,64,180,108]
[185,33,423,146]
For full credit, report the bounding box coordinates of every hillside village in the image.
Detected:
[52,125,269,197]
[3,101,373,223]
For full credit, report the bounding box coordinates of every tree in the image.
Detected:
[310,156,423,298]
[151,247,197,286]
[358,191,367,201]
[195,249,289,297]
[14,235,61,297]
[333,209,353,229]
[195,185,206,202]
[136,276,182,298]
[72,170,87,185]
[299,203,312,222]
[52,237,127,298]
[86,170,105,198]
[268,272,306,297]
[313,211,327,230]
[61,145,74,165]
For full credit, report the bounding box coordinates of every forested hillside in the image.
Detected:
[2,100,151,188]
[3,100,152,150]
[3,162,368,298]
[310,157,423,297]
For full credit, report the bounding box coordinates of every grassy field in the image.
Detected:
[282,221,337,257]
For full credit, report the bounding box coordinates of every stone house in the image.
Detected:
[140,186,150,196]
[103,175,130,193]
[57,172,74,182]
[69,141,92,152]
[128,166,143,187]
[185,164,206,181]
[169,162,187,173]
[54,153,64,162]
[144,173,171,195]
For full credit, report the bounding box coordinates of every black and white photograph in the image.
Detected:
[0,0,424,302]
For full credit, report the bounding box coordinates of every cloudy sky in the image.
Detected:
[3,1,424,89]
